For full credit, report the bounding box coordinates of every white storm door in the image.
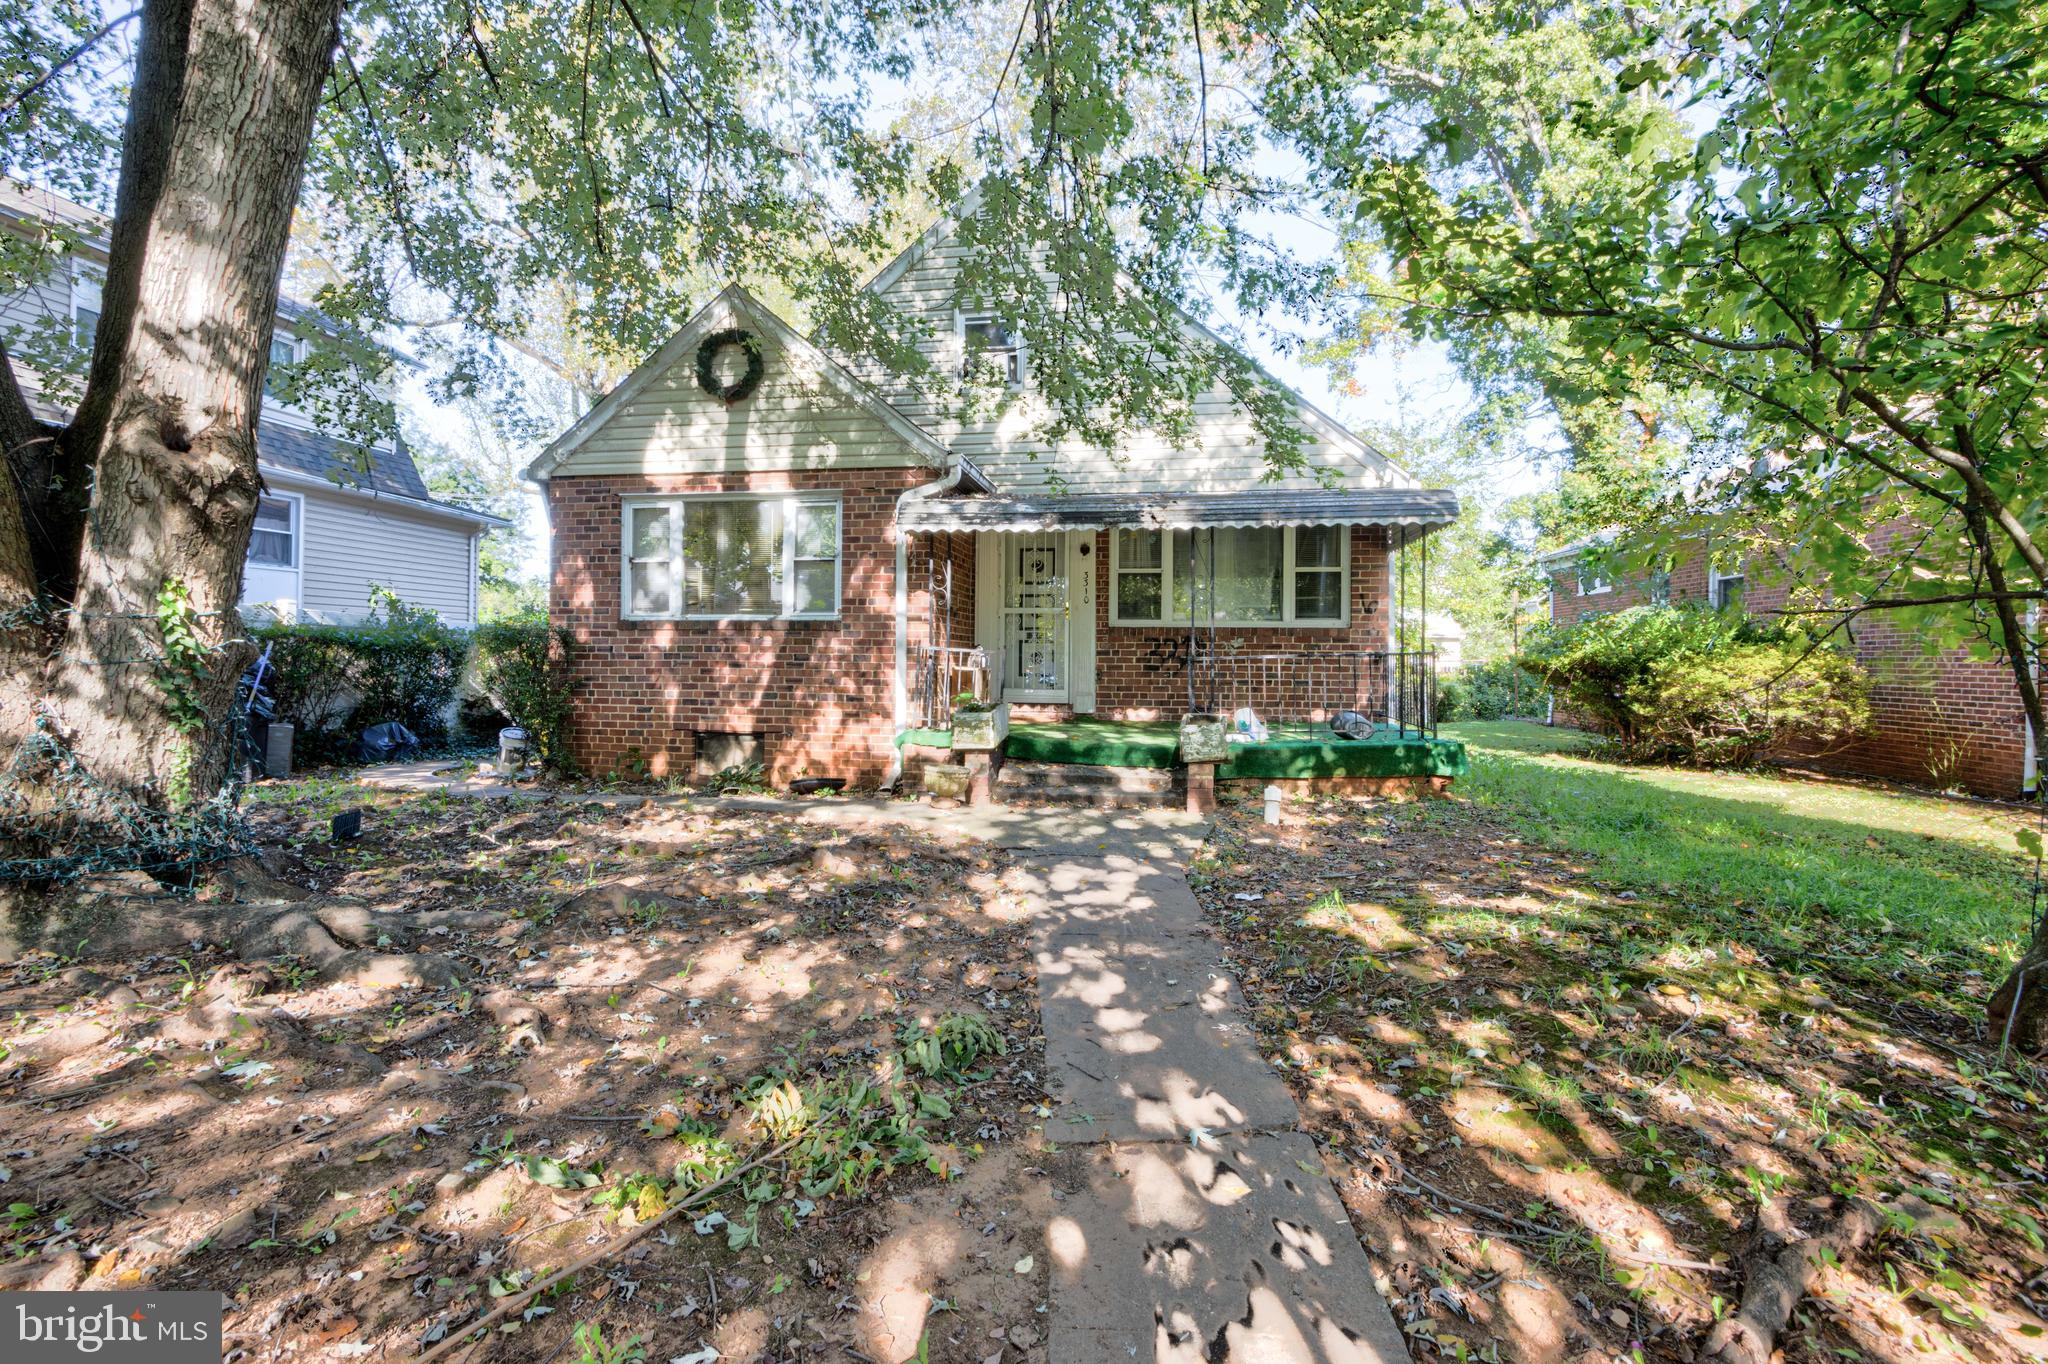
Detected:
[1001,532,1069,702]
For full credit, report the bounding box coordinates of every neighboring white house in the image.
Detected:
[0,180,506,626]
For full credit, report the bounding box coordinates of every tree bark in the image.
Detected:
[31,0,344,805]
[1965,498,2048,1052]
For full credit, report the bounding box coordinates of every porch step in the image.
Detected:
[994,760,1181,809]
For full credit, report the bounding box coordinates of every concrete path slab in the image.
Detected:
[1048,1130,1410,1364]
[1021,853,1299,1145]
[1020,835,1410,1362]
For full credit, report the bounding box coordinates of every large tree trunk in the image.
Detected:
[4,0,345,807]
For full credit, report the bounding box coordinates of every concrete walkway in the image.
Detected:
[1017,836,1410,1364]
[353,763,1405,1361]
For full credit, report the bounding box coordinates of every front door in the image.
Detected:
[1002,531,1068,702]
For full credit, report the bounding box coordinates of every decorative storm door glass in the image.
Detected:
[1003,533,1067,698]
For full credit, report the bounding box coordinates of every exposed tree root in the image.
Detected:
[1698,1196,1886,1364]
[1,861,502,989]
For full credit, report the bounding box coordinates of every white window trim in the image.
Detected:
[1108,525,1351,628]
[69,266,101,345]
[1709,564,1745,610]
[954,309,1026,389]
[619,491,843,623]
[1579,570,1611,596]
[248,490,302,570]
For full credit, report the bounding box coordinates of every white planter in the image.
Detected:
[952,702,1010,752]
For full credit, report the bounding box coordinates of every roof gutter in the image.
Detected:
[881,457,973,794]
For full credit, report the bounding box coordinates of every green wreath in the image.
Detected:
[695,328,765,404]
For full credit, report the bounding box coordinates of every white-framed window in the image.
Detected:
[265,331,305,397]
[1577,568,1611,595]
[957,312,1023,386]
[1110,525,1349,626]
[621,493,842,621]
[248,493,299,568]
[70,268,101,352]
[1710,563,1745,612]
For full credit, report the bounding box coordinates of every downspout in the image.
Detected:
[882,464,971,793]
[2026,602,2041,797]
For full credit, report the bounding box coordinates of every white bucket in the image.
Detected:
[499,726,531,772]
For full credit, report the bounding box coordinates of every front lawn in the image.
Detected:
[1443,720,2038,979]
[1193,730,2046,1364]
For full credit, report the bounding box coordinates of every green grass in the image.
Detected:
[1436,720,2038,974]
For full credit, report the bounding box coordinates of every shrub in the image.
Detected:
[1434,672,1471,722]
[1462,658,1547,720]
[471,612,580,773]
[1518,604,1869,767]
[253,593,469,762]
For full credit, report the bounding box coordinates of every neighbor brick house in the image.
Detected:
[528,188,1458,787]
[1539,534,2040,798]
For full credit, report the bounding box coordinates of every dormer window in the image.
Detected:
[959,313,1023,386]
[266,332,304,397]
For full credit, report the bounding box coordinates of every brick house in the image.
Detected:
[527,189,1459,788]
[1538,535,2041,798]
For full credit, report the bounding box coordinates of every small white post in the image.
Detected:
[1263,783,1283,825]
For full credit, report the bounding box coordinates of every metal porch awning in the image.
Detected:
[897,487,1460,534]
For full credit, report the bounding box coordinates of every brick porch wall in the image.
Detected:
[547,467,940,787]
[1544,537,2033,796]
[1012,524,1397,723]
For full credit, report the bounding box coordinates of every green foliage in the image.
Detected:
[569,1322,644,1364]
[470,612,580,774]
[153,579,214,807]
[1518,605,1869,767]
[1438,659,1545,723]
[253,593,469,763]
[1272,0,2046,712]
[152,580,212,736]
[900,1012,1007,1077]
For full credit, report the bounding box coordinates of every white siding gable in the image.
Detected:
[531,286,947,480]
[857,194,1418,497]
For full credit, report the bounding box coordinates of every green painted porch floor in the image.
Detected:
[1002,719,1470,781]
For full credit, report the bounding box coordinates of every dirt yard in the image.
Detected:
[1191,786,2047,1364]
[0,786,1058,1364]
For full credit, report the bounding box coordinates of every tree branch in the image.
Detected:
[0,7,142,124]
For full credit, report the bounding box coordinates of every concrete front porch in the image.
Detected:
[1004,717,1470,783]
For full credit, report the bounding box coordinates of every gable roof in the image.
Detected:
[524,283,951,481]
[858,184,1417,490]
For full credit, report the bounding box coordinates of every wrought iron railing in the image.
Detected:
[1187,647,1440,739]
[911,644,993,730]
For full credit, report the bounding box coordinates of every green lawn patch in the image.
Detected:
[1438,721,2036,974]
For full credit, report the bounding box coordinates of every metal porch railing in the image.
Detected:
[911,644,993,730]
[1187,647,1440,739]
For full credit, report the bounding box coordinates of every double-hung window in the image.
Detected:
[1710,564,1745,612]
[1111,525,1348,626]
[265,333,304,397]
[623,494,841,621]
[958,313,1023,386]
[248,496,298,568]
[71,270,101,353]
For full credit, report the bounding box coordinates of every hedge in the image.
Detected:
[253,605,583,771]
[251,596,470,763]
[471,613,580,774]
[1436,658,1547,722]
